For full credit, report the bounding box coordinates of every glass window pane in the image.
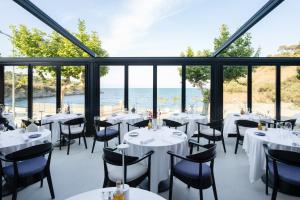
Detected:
[4,66,28,125]
[32,66,56,120]
[224,66,248,116]
[61,66,85,114]
[157,66,181,118]
[186,65,211,116]
[129,66,153,113]
[252,66,275,118]
[281,66,300,120]
[100,66,124,119]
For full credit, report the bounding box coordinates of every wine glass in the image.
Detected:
[0,124,6,132]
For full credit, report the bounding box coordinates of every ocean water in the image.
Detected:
[5,88,203,109]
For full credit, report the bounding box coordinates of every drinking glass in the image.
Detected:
[0,124,5,132]
[285,122,292,132]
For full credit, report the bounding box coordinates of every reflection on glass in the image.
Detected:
[129,66,153,113]
[61,66,85,114]
[252,66,275,118]
[186,66,211,116]
[100,66,124,119]
[281,66,300,120]
[223,66,247,117]
[32,66,56,120]
[4,66,28,125]
[158,66,181,118]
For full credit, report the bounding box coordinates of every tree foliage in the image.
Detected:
[10,19,109,81]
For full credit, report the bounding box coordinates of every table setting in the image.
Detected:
[106,111,144,138]
[167,112,208,138]
[123,126,188,193]
[0,128,51,156]
[243,124,300,183]
[224,111,272,137]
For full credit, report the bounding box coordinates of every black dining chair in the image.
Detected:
[168,140,218,200]
[0,143,55,200]
[22,119,53,137]
[127,119,150,132]
[193,119,226,153]
[163,119,189,134]
[102,147,153,190]
[59,117,87,155]
[235,120,258,154]
[263,144,300,200]
[273,119,297,130]
[92,120,121,153]
[0,117,14,131]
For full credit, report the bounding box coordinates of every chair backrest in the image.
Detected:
[163,119,183,128]
[274,119,297,130]
[187,144,217,163]
[133,119,150,128]
[102,148,139,166]
[236,120,258,136]
[265,145,300,167]
[5,142,53,162]
[0,117,14,130]
[94,120,113,130]
[208,119,223,132]
[63,117,85,126]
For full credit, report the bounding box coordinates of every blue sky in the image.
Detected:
[0,0,300,87]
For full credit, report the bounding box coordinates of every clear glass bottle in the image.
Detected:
[113,180,124,200]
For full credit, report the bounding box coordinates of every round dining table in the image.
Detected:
[223,113,272,137]
[124,127,188,193]
[107,112,144,138]
[66,187,166,200]
[0,128,51,155]
[243,128,300,183]
[41,113,84,143]
[167,112,208,138]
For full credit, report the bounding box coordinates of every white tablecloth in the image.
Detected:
[0,129,51,155]
[66,187,166,200]
[223,113,272,137]
[41,113,84,143]
[107,112,144,139]
[167,113,208,138]
[124,127,188,193]
[1,112,15,128]
[243,128,300,183]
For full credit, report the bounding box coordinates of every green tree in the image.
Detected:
[10,19,109,104]
[180,24,260,107]
[275,42,300,79]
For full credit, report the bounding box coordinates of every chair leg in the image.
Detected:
[103,177,109,188]
[199,189,203,200]
[59,134,62,150]
[169,174,173,200]
[221,136,226,153]
[91,138,96,153]
[212,173,218,200]
[67,136,71,155]
[12,185,17,200]
[40,179,44,188]
[197,135,200,151]
[208,140,211,144]
[118,135,121,145]
[234,137,239,154]
[47,173,55,199]
[79,135,81,145]
[272,186,278,200]
[266,169,269,195]
[83,134,88,149]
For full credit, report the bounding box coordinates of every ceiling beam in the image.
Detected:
[212,0,285,57]
[13,0,96,57]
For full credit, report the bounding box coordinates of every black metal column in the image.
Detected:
[247,65,252,112]
[210,64,223,122]
[276,65,281,120]
[153,65,157,118]
[0,66,4,105]
[85,63,99,135]
[56,66,61,112]
[124,65,129,110]
[181,65,186,112]
[28,65,33,119]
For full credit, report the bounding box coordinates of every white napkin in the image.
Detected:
[140,137,154,145]
[26,123,38,132]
